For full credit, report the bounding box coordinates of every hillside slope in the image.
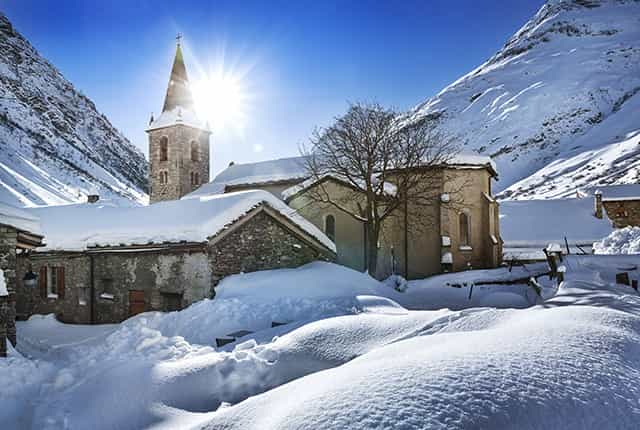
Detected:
[0,13,148,207]
[406,0,640,199]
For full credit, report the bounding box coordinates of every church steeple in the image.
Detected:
[162,35,194,112]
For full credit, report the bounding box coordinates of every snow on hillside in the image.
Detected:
[0,13,148,207]
[594,226,640,254]
[406,0,640,199]
[4,257,640,429]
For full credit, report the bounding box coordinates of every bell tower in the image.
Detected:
[147,35,211,203]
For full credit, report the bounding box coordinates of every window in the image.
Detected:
[159,171,168,185]
[39,266,65,299]
[459,212,471,247]
[162,292,183,312]
[159,137,168,161]
[190,141,199,162]
[190,172,200,186]
[325,214,336,242]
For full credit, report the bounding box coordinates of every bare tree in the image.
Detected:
[301,102,459,275]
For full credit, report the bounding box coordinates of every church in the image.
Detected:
[10,39,502,325]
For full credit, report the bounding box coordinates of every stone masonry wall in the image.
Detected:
[603,200,640,228]
[16,248,210,324]
[0,226,18,357]
[148,124,210,203]
[208,210,334,288]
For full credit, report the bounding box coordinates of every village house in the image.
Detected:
[594,184,640,228]
[0,203,43,357]
[14,191,334,324]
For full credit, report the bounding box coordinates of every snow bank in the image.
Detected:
[28,189,335,252]
[0,341,55,428]
[200,255,640,430]
[0,269,7,296]
[594,226,640,255]
[500,197,614,259]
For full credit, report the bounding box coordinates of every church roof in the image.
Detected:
[184,153,496,201]
[26,190,335,253]
[146,106,209,132]
[162,42,194,112]
[183,156,310,199]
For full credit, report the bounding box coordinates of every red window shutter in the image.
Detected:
[39,266,47,299]
[57,267,65,299]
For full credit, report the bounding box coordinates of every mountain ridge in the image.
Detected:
[0,12,149,207]
[406,0,640,200]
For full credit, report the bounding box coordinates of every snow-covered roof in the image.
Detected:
[146,106,209,132]
[186,153,495,201]
[281,174,398,201]
[184,156,310,200]
[27,190,335,252]
[0,202,42,235]
[595,184,640,202]
[500,197,614,249]
[447,153,497,175]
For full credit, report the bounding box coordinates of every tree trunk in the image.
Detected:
[366,224,379,276]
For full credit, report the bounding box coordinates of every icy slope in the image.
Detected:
[406,0,640,199]
[0,13,148,207]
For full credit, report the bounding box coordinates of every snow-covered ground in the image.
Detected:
[3,257,640,429]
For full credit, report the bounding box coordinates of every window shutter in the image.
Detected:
[39,266,47,299]
[57,267,66,299]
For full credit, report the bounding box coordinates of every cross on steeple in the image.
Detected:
[176,33,183,46]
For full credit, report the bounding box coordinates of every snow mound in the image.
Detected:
[594,226,640,255]
[215,261,383,301]
[200,256,640,430]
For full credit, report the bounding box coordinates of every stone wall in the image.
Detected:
[0,226,18,357]
[16,247,211,324]
[602,200,640,228]
[208,210,334,287]
[148,124,210,203]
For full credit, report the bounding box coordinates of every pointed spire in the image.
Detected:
[162,35,194,112]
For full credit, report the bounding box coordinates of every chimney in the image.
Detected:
[594,191,603,219]
[228,161,235,167]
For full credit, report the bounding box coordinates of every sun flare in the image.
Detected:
[192,72,247,131]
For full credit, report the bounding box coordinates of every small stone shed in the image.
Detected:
[0,203,43,357]
[15,190,335,324]
[594,184,640,228]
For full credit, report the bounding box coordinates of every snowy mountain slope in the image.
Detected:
[406,0,640,199]
[0,13,148,207]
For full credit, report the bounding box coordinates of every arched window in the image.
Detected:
[325,214,336,242]
[190,172,200,186]
[159,171,168,185]
[459,212,470,246]
[159,137,168,161]
[190,141,199,162]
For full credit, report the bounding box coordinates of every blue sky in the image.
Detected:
[3,0,542,176]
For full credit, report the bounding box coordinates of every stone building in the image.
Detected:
[14,191,334,324]
[0,203,43,357]
[594,184,640,228]
[147,39,211,203]
[185,154,502,279]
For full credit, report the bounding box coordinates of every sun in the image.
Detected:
[191,72,247,131]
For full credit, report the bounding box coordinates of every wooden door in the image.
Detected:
[128,290,145,317]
